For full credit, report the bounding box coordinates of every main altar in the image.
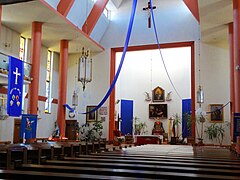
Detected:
[134,121,165,145]
[134,134,163,146]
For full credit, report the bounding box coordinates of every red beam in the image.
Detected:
[183,0,200,23]
[52,98,58,104]
[82,0,109,35]
[0,87,7,94]
[25,94,47,102]
[57,0,75,17]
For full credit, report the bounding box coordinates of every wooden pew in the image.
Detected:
[0,169,146,179]
[43,159,240,177]
[0,140,107,169]
[74,154,240,166]
[0,141,11,145]
[62,156,240,171]
[15,164,240,179]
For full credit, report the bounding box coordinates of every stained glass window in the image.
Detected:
[45,50,53,113]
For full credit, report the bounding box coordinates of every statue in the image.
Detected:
[152,121,165,135]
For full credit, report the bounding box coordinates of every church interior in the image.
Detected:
[0,0,240,179]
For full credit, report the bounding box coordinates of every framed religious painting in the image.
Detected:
[149,104,168,119]
[152,86,165,102]
[86,106,98,122]
[209,104,224,123]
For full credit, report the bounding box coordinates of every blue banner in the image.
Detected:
[7,56,24,117]
[233,113,240,142]
[20,114,38,140]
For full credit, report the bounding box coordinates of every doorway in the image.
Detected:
[13,118,23,144]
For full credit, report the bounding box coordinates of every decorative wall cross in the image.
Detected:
[143,1,156,28]
[13,67,21,85]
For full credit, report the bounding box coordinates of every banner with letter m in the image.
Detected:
[7,56,24,117]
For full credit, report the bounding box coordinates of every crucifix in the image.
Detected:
[13,67,21,85]
[143,1,156,28]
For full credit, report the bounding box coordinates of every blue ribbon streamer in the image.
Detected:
[64,104,74,112]
[81,0,138,114]
[150,0,182,100]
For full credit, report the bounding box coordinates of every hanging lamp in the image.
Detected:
[78,47,92,91]
[196,28,204,108]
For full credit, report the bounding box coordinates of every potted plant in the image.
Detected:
[170,113,181,144]
[79,119,103,142]
[133,116,147,135]
[204,122,230,146]
[196,113,206,145]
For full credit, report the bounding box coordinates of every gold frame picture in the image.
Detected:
[152,86,165,102]
[209,104,224,123]
[86,106,98,122]
[149,104,168,119]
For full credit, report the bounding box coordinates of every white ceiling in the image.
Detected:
[0,0,233,54]
[1,0,104,54]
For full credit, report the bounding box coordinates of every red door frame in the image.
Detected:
[109,41,196,141]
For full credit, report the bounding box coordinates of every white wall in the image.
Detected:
[90,13,110,43]
[67,0,94,28]
[0,25,59,142]
[116,47,191,137]
[39,0,231,145]
[101,0,199,48]
[66,51,110,139]
[65,0,200,140]
[0,25,19,57]
[196,43,230,145]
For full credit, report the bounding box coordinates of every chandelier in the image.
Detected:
[196,27,204,108]
[78,47,92,91]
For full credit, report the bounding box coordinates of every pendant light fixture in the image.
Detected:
[78,47,92,91]
[197,28,204,108]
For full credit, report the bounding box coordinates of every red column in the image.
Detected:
[229,23,235,141]
[233,0,240,112]
[191,43,196,141]
[28,22,42,115]
[57,40,69,137]
[0,5,2,32]
[109,49,116,141]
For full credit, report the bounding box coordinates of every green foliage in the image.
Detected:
[133,116,147,135]
[173,113,181,126]
[79,119,103,142]
[204,122,230,145]
[183,113,192,137]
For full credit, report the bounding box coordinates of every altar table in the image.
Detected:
[134,135,162,146]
